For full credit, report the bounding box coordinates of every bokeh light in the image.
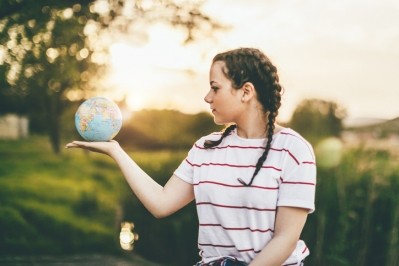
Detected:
[315,137,344,168]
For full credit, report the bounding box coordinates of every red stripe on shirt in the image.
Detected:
[195,143,265,150]
[193,180,279,190]
[271,148,300,164]
[185,159,282,171]
[280,177,316,186]
[303,161,316,165]
[198,243,236,248]
[197,201,276,212]
[280,131,315,161]
[200,223,274,233]
[302,245,308,253]
[198,243,262,254]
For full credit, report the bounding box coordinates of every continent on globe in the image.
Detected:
[75,96,123,142]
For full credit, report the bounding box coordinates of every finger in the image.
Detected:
[65,141,89,148]
[65,143,80,148]
[72,141,90,145]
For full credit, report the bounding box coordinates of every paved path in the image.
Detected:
[0,254,162,266]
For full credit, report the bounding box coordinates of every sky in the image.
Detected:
[103,0,399,123]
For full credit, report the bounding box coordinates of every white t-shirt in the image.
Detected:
[174,128,316,265]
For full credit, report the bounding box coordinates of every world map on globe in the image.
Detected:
[75,97,122,142]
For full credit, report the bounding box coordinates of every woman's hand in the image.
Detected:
[65,140,121,157]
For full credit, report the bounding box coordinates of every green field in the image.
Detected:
[0,136,193,265]
[1,136,399,265]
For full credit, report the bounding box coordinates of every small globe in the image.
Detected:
[75,97,122,141]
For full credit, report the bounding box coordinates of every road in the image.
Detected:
[0,254,163,266]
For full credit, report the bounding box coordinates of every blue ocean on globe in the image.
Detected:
[75,97,122,142]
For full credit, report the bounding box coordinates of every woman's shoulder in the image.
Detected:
[276,128,310,144]
[275,128,315,160]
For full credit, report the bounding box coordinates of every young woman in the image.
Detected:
[66,47,316,266]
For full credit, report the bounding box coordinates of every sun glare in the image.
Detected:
[105,23,211,115]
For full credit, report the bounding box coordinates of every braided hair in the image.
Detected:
[204,48,282,186]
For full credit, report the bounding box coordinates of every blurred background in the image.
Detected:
[1,0,399,265]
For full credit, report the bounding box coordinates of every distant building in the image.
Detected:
[0,114,29,139]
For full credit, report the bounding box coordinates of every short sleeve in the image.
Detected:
[174,133,221,184]
[174,144,196,184]
[277,138,316,213]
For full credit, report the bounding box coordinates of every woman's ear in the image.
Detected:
[241,82,256,102]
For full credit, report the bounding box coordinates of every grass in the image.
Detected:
[0,141,111,254]
[0,135,191,265]
[305,143,399,266]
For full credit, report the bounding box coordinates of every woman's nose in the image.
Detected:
[204,90,212,103]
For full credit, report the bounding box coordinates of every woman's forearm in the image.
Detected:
[249,235,297,266]
[249,207,308,266]
[110,147,165,217]
[66,140,194,218]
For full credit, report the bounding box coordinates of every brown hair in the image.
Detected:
[204,48,282,186]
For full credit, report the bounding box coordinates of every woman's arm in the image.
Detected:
[249,206,309,266]
[66,140,194,218]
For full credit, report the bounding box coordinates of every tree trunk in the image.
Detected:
[387,204,399,266]
[46,93,63,154]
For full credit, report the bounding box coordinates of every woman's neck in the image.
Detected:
[235,115,268,139]
[236,123,284,139]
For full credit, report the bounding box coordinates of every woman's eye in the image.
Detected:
[211,86,219,92]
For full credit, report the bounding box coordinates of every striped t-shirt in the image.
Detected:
[174,128,316,265]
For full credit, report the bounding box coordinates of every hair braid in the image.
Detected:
[238,113,276,186]
[204,124,237,148]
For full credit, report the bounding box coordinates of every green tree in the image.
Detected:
[116,109,222,150]
[0,0,222,153]
[289,98,347,144]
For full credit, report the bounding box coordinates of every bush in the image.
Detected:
[304,147,399,266]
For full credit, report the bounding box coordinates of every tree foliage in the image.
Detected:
[0,0,222,153]
[289,98,347,144]
[115,109,222,150]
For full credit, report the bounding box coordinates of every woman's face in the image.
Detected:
[204,61,244,125]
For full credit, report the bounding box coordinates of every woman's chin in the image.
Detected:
[213,118,228,126]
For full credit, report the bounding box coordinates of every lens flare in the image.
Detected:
[119,222,139,251]
[316,137,343,168]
